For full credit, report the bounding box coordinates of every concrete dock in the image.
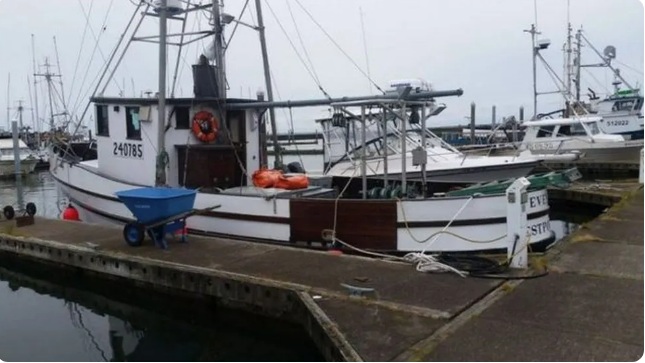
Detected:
[0,183,642,361]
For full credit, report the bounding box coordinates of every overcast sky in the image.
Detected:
[0,0,643,133]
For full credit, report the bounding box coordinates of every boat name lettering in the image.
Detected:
[529,194,548,208]
[528,142,555,151]
[529,221,550,236]
[113,142,143,159]
[606,120,629,126]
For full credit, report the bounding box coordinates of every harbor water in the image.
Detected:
[0,171,323,362]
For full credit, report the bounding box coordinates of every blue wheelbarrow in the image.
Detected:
[115,187,219,249]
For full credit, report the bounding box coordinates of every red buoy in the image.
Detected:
[62,204,80,221]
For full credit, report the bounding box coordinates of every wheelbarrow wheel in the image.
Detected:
[123,223,145,247]
[3,206,15,220]
[26,203,37,217]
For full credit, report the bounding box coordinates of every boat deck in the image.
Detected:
[0,182,642,361]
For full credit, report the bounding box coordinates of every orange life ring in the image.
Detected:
[191,111,219,143]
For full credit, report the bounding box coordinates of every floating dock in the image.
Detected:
[0,182,642,361]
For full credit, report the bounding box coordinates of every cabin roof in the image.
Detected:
[522,116,602,127]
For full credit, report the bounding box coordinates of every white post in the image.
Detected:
[506,177,531,269]
[639,148,643,184]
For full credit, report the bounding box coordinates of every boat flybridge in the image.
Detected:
[518,116,644,163]
[49,0,558,253]
[320,79,542,185]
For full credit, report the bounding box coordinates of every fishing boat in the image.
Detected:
[517,116,643,163]
[49,0,557,253]
[528,22,644,139]
[585,88,644,140]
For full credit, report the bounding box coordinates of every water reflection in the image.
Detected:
[0,256,323,362]
[0,171,63,219]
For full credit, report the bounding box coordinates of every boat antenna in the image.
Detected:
[359,6,373,95]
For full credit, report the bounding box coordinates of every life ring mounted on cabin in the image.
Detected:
[191,111,220,143]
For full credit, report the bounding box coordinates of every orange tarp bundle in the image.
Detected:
[252,169,309,190]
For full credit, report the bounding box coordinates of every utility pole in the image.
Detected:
[254,0,281,169]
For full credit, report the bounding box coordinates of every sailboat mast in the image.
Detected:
[254,0,281,169]
[45,59,56,132]
[156,0,168,186]
[31,34,40,136]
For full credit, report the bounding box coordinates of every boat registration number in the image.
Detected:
[606,120,629,126]
[113,142,143,159]
[528,142,555,151]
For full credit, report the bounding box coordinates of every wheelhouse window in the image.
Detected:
[612,99,636,112]
[571,123,588,136]
[556,125,571,136]
[126,106,141,140]
[175,107,190,129]
[587,122,600,135]
[96,105,109,136]
[536,126,554,138]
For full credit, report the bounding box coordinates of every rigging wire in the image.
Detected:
[581,67,611,95]
[285,0,322,86]
[67,0,95,104]
[71,0,120,116]
[263,0,332,100]
[293,0,386,95]
[614,60,644,76]
[224,0,251,48]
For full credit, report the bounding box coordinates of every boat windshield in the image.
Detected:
[576,121,600,135]
[571,122,589,136]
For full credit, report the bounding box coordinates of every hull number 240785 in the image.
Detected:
[113,142,143,159]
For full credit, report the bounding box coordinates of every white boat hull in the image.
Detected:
[50,155,555,253]
[0,158,39,177]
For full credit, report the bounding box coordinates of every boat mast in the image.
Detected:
[155,0,168,187]
[212,0,226,99]
[5,73,9,131]
[254,0,281,169]
[524,24,539,119]
[574,28,582,101]
[31,35,41,140]
[565,22,573,115]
